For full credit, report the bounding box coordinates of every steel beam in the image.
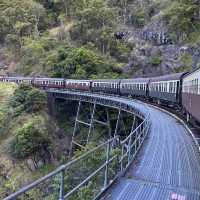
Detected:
[86,101,96,144]
[70,101,81,156]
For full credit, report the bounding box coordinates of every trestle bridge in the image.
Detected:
[4,90,200,200]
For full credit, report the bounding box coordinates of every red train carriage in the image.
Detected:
[182,68,200,123]
[65,80,91,91]
[34,78,65,89]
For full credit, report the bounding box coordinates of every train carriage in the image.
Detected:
[2,76,33,84]
[149,73,185,105]
[91,79,121,94]
[34,78,65,89]
[65,80,91,91]
[182,68,200,122]
[120,78,150,97]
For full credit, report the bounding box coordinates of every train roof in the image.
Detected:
[150,72,186,82]
[182,67,200,78]
[92,79,121,83]
[121,78,150,83]
[65,79,91,82]
[34,77,65,80]
[5,76,33,80]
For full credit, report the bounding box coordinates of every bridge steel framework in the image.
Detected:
[5,90,150,200]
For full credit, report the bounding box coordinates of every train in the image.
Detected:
[0,68,199,124]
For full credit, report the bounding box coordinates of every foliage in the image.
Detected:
[128,8,146,27]
[0,0,47,48]
[163,0,200,42]
[110,40,132,62]
[0,83,17,136]
[149,55,162,66]
[10,117,50,159]
[70,0,118,54]
[25,89,47,112]
[174,53,193,72]
[10,83,47,114]
[0,0,131,78]
[44,46,121,79]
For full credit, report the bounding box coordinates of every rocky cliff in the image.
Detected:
[122,0,200,77]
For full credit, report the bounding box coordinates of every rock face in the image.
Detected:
[124,18,200,77]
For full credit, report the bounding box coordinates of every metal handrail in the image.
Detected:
[4,138,116,200]
[4,93,151,200]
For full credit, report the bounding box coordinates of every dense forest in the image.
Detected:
[1,0,199,78]
[0,0,200,198]
[0,0,135,79]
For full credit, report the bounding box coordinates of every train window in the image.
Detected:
[171,82,175,93]
[175,82,177,93]
[169,82,172,93]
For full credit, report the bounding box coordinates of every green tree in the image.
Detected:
[10,84,33,108]
[11,118,50,159]
[164,0,200,42]
[0,0,46,47]
[25,89,47,112]
[44,46,121,79]
[70,0,117,53]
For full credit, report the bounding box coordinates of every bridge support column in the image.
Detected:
[114,108,121,138]
[70,101,113,156]
[70,101,82,156]
[86,101,96,144]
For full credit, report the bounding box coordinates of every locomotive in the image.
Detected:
[0,68,199,124]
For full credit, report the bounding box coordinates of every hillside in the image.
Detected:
[0,0,200,78]
[0,0,200,197]
[0,83,72,198]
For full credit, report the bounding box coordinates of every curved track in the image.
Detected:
[105,101,200,200]
[4,90,200,200]
[50,91,200,199]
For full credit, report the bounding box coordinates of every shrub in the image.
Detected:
[25,89,47,112]
[149,56,162,66]
[11,119,50,159]
[10,84,47,114]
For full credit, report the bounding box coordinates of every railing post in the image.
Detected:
[104,140,110,188]
[112,108,121,148]
[139,125,142,146]
[135,130,138,154]
[59,169,65,200]
[121,144,124,172]
[128,135,132,165]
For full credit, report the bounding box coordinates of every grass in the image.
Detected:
[0,82,16,102]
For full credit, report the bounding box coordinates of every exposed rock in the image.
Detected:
[123,17,200,77]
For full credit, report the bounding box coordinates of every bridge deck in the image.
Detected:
[103,100,200,200]
[49,91,200,199]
